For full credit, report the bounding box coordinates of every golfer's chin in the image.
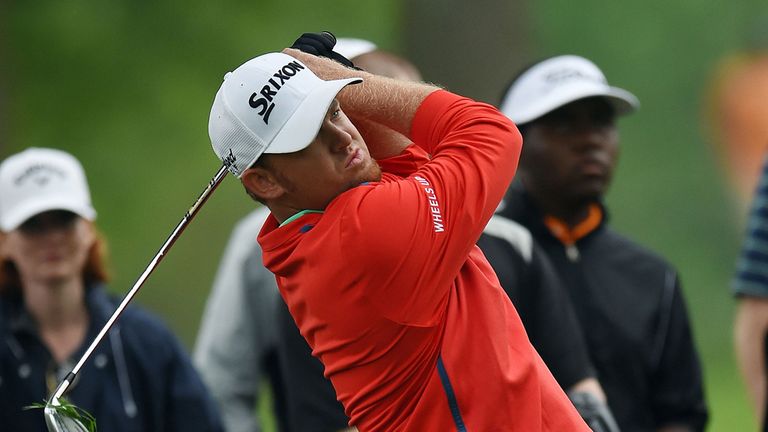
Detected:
[334,163,381,198]
[355,160,383,184]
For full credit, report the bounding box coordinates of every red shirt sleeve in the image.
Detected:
[336,90,522,325]
[376,144,431,178]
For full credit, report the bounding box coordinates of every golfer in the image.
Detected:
[207,45,588,431]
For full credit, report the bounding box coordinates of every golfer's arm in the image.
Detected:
[283,48,439,138]
[734,296,768,420]
[347,115,412,160]
[333,75,437,139]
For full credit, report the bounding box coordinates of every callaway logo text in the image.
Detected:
[414,175,444,233]
[544,68,603,87]
[249,60,306,125]
[14,164,66,187]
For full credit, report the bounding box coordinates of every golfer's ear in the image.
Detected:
[241,166,285,201]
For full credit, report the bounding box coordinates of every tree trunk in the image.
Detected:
[403,0,532,105]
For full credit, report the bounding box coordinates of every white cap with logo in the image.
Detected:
[208,52,362,177]
[0,147,96,232]
[499,55,639,125]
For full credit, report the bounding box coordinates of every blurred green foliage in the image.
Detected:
[3,0,766,430]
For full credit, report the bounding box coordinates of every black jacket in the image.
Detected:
[478,214,596,390]
[0,284,224,432]
[500,183,708,432]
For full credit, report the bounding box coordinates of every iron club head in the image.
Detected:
[44,404,91,432]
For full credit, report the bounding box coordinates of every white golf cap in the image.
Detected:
[499,55,639,125]
[334,38,377,60]
[0,148,96,232]
[209,52,362,177]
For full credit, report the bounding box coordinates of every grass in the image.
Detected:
[26,399,97,432]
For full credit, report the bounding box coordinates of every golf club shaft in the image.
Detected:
[50,164,229,403]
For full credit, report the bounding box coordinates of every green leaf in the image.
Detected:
[25,398,97,432]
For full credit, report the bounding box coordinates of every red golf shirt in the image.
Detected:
[259,90,587,431]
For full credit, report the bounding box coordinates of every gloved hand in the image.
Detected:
[568,391,621,432]
[290,31,358,69]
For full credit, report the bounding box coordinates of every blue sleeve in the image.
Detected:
[733,156,768,297]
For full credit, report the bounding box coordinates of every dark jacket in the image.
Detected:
[501,182,708,432]
[0,284,224,432]
[478,214,596,390]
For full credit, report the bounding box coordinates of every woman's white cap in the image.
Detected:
[0,147,96,232]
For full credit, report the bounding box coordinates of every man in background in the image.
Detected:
[194,206,286,432]
[705,16,768,431]
[497,54,708,431]
[733,154,768,431]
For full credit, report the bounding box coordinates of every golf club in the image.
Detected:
[44,162,230,431]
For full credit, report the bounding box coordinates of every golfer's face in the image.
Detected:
[266,99,381,210]
[2,210,95,286]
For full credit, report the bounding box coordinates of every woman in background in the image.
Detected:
[0,147,223,431]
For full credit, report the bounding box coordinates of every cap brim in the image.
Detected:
[334,38,378,60]
[261,77,362,157]
[510,84,639,125]
[1,198,96,232]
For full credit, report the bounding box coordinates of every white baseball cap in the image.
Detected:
[499,55,639,125]
[0,148,96,232]
[208,52,362,177]
[334,38,377,60]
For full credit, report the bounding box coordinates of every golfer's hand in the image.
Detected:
[290,31,357,68]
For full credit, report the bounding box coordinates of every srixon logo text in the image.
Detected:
[249,60,305,124]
